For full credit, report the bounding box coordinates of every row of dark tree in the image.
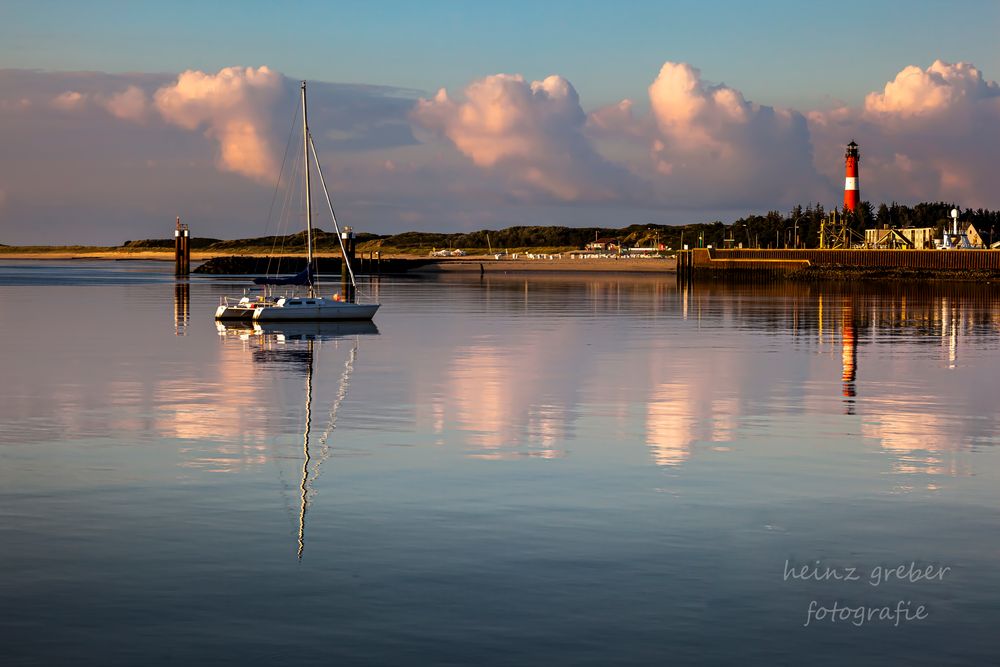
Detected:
[692,202,1000,250]
[121,202,1000,252]
[375,202,1000,251]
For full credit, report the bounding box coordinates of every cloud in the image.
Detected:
[645,62,823,205]
[51,90,86,110]
[864,60,999,118]
[412,73,638,202]
[810,60,1000,207]
[3,60,998,244]
[0,67,429,242]
[0,97,31,112]
[580,62,825,208]
[153,66,284,183]
[586,98,649,142]
[103,85,149,122]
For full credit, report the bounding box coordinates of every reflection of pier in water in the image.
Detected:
[655,281,995,483]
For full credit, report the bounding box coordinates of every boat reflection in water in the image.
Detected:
[216,319,378,557]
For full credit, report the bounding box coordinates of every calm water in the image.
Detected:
[2,261,1000,665]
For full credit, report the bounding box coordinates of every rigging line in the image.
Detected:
[274,148,302,278]
[310,341,358,484]
[298,339,314,560]
[309,134,359,293]
[264,100,302,278]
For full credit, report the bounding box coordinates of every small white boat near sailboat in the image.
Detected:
[215,291,276,320]
[214,80,378,322]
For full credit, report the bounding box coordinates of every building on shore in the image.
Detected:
[586,238,619,253]
[965,224,985,248]
[864,226,936,249]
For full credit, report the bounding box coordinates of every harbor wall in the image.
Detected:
[695,248,1000,270]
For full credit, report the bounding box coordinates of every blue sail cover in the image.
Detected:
[253,264,313,286]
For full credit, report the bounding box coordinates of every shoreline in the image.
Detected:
[0,250,679,274]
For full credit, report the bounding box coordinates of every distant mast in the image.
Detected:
[302,81,315,296]
[844,141,860,212]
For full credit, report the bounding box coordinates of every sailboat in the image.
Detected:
[215,81,379,322]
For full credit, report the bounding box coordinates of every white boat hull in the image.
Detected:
[252,298,379,321]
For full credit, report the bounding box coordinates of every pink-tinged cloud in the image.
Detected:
[586,99,651,143]
[588,62,823,207]
[0,98,31,112]
[412,73,639,202]
[811,60,1000,207]
[154,66,283,183]
[864,60,999,118]
[103,85,149,123]
[51,91,86,110]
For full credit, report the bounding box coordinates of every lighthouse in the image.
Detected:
[844,140,860,212]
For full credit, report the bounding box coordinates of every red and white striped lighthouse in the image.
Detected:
[843,140,860,212]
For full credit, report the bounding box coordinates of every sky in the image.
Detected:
[0,0,998,243]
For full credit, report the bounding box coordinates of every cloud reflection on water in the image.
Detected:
[5,275,1000,491]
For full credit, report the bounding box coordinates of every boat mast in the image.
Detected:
[301,81,315,297]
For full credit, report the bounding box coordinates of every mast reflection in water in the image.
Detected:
[217,320,378,557]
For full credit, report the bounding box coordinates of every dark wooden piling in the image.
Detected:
[340,227,357,302]
[174,217,190,276]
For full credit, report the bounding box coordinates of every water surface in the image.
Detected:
[1,261,999,665]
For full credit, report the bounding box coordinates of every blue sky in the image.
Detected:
[0,0,998,243]
[3,0,996,108]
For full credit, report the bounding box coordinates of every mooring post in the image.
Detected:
[174,217,190,276]
[341,226,356,303]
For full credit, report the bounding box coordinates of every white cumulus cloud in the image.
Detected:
[811,60,1000,207]
[103,85,150,122]
[865,60,999,118]
[591,62,823,207]
[412,73,638,202]
[154,66,284,183]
